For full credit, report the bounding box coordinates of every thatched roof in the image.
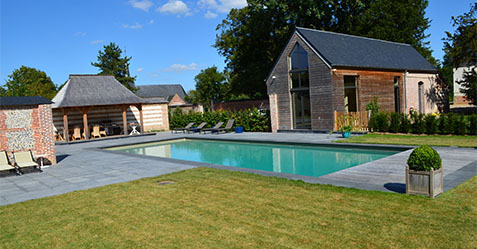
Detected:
[52,75,149,108]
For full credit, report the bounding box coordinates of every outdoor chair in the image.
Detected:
[13,150,41,174]
[186,122,207,133]
[71,127,83,140]
[201,122,224,134]
[210,119,235,134]
[172,122,194,134]
[91,125,107,139]
[53,126,64,141]
[0,151,20,175]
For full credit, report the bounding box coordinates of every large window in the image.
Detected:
[418,81,423,113]
[344,76,358,113]
[289,43,311,129]
[394,76,400,113]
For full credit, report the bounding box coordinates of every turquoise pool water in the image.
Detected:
[109,139,401,178]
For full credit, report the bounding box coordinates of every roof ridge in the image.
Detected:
[296,26,411,47]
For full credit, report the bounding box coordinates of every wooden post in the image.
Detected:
[122,105,128,135]
[138,104,144,133]
[82,107,89,140]
[62,108,69,142]
[333,110,337,131]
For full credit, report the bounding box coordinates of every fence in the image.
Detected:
[334,110,370,131]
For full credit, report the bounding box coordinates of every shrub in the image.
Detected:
[407,145,442,171]
[410,111,425,134]
[372,112,389,132]
[469,114,477,135]
[399,113,411,133]
[454,115,467,135]
[365,96,381,116]
[424,114,438,134]
[389,112,401,133]
[340,125,353,132]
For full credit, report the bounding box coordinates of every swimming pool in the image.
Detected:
[108,139,403,178]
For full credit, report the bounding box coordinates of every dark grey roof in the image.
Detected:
[295,27,437,72]
[136,84,186,100]
[0,96,52,106]
[142,97,169,104]
[52,75,145,108]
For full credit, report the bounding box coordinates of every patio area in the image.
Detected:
[0,132,475,205]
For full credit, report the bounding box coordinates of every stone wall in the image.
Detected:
[0,104,56,164]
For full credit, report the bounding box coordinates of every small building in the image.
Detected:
[0,96,56,164]
[266,27,447,132]
[52,75,169,140]
[453,65,475,107]
[136,84,203,113]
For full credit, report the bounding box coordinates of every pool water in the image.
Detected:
[109,139,401,178]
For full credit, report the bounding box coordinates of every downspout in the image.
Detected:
[403,69,407,113]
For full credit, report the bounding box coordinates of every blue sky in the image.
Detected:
[0,0,474,92]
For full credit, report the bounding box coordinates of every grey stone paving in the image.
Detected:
[0,132,476,206]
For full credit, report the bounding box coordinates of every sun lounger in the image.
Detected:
[0,151,20,175]
[172,122,194,134]
[186,122,207,133]
[13,150,41,173]
[201,122,224,134]
[211,119,234,134]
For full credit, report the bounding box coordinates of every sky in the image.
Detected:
[0,0,475,92]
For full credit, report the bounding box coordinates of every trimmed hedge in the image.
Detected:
[169,108,271,132]
[407,145,442,171]
[369,112,477,136]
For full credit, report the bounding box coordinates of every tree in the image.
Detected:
[1,66,57,99]
[443,3,477,105]
[215,0,435,98]
[193,66,228,111]
[91,42,136,91]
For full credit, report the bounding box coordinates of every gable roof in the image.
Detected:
[0,96,52,106]
[295,27,437,72]
[136,84,186,100]
[51,75,147,108]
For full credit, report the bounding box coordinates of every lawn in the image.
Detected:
[0,168,476,248]
[335,133,477,147]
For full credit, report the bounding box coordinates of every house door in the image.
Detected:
[292,91,311,129]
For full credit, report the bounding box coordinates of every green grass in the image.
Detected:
[335,133,477,147]
[1,168,476,248]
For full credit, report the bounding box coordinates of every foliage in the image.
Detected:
[439,54,454,102]
[91,42,136,91]
[399,113,411,133]
[443,3,477,105]
[365,96,381,116]
[407,145,442,171]
[169,108,270,132]
[1,66,57,99]
[193,66,229,111]
[423,114,438,134]
[340,125,353,132]
[438,113,454,134]
[389,112,401,133]
[454,115,467,135]
[215,0,435,97]
[370,111,389,132]
[410,111,425,134]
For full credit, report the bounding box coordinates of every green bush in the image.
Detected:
[372,112,389,132]
[410,111,425,134]
[169,108,271,132]
[454,115,467,135]
[438,113,456,134]
[399,113,411,133]
[469,114,477,135]
[407,145,442,171]
[424,114,438,134]
[389,112,401,133]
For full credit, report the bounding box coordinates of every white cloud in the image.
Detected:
[123,22,143,29]
[137,67,144,72]
[90,40,105,44]
[158,0,190,15]
[199,0,246,13]
[164,63,199,72]
[129,0,153,11]
[149,19,154,24]
[204,10,217,19]
[74,31,87,37]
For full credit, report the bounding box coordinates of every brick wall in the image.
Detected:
[406,73,443,114]
[0,104,56,164]
[169,94,186,106]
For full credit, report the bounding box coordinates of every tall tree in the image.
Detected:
[91,42,136,91]
[215,0,434,98]
[193,66,228,111]
[443,3,477,105]
[1,66,57,99]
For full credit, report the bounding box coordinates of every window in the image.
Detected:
[289,43,311,129]
[344,76,358,112]
[418,81,423,113]
[394,76,400,113]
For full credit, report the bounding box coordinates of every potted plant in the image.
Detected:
[340,125,353,138]
[406,145,443,198]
